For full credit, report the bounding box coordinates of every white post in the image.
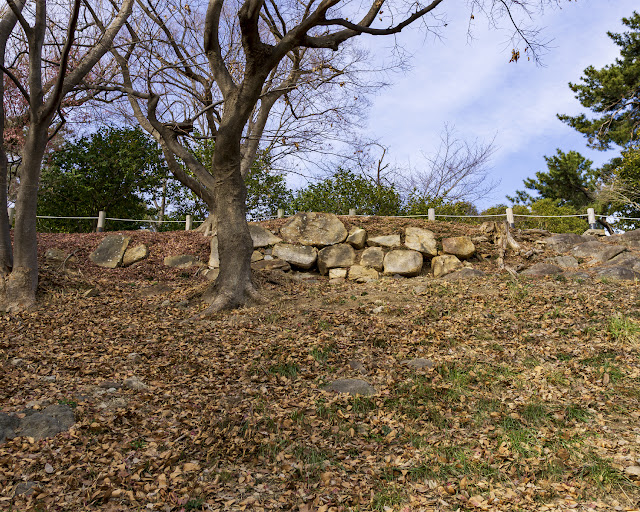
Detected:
[7,207,15,227]
[428,208,435,222]
[348,208,356,216]
[97,211,106,232]
[185,215,192,231]
[506,207,515,229]
[277,208,284,219]
[587,208,597,229]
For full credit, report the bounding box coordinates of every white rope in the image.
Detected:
[105,217,188,223]
[513,213,588,218]
[37,215,98,220]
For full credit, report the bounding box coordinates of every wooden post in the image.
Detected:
[428,208,435,221]
[348,208,356,216]
[277,208,284,219]
[7,207,15,227]
[97,211,106,232]
[185,215,192,231]
[587,208,597,229]
[506,207,515,229]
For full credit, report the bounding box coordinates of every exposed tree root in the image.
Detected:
[187,279,264,321]
[194,215,216,236]
[0,269,36,313]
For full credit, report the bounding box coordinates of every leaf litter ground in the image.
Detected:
[1,223,640,511]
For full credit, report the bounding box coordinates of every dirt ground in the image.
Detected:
[1,219,640,511]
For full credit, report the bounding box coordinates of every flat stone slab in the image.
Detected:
[543,233,588,253]
[317,244,355,275]
[596,266,640,281]
[122,244,148,266]
[402,358,434,369]
[348,265,379,282]
[249,224,282,248]
[545,255,579,268]
[1,404,75,444]
[272,243,317,269]
[521,263,563,276]
[89,234,131,268]
[324,379,376,396]
[367,234,401,248]
[571,241,626,263]
[252,259,291,272]
[164,254,199,268]
[360,247,384,271]
[441,268,486,281]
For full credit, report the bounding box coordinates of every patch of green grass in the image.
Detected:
[258,438,288,461]
[546,371,569,386]
[185,497,205,510]
[563,403,591,423]
[130,438,147,450]
[521,402,550,425]
[310,343,335,364]
[579,452,630,489]
[608,314,640,344]
[268,362,299,378]
[57,398,78,408]
[351,396,377,415]
[554,351,573,361]
[371,485,405,511]
[499,417,538,458]
[294,445,328,466]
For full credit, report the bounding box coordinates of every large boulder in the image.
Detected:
[545,255,579,268]
[348,265,379,282]
[383,249,423,277]
[367,234,401,248]
[346,227,367,249]
[122,244,148,266]
[89,234,131,268]
[272,244,317,269]
[431,254,462,278]
[249,224,282,248]
[596,266,640,281]
[442,236,475,259]
[571,241,626,263]
[317,244,356,275]
[280,212,347,247]
[404,227,437,257]
[542,233,588,253]
[360,247,385,271]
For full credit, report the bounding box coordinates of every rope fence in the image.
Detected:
[6,206,640,232]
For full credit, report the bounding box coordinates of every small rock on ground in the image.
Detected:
[324,379,375,396]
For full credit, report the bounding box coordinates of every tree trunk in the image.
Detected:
[1,128,47,311]
[0,148,12,275]
[194,129,261,317]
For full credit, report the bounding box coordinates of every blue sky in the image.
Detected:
[360,0,638,209]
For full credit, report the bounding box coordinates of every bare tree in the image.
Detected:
[402,124,498,205]
[0,0,134,311]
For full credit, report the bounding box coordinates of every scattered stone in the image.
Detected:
[164,254,198,268]
[324,378,376,396]
[83,287,99,298]
[252,259,291,272]
[328,268,348,279]
[0,413,20,443]
[99,380,123,389]
[348,265,379,282]
[280,212,347,247]
[10,358,24,366]
[571,241,626,263]
[367,234,401,248]
[272,243,318,270]
[605,253,640,269]
[127,352,142,363]
[596,266,640,281]
[44,463,54,474]
[624,466,640,478]
[160,299,171,307]
[346,227,367,249]
[41,375,56,382]
[123,376,148,390]
[404,227,438,256]
[209,237,219,268]
[431,254,463,278]
[45,248,73,262]
[89,234,131,268]
[542,233,588,253]
[176,300,189,309]
[360,247,385,271]
[249,223,282,248]
[348,360,366,373]
[383,250,423,277]
[14,481,38,497]
[15,404,75,441]
[139,283,172,296]
[479,221,497,234]
[251,250,264,262]
[442,236,475,259]
[442,268,486,281]
[317,244,356,275]
[402,358,434,369]
[583,228,606,237]
[545,255,579,268]
[520,263,563,276]
[122,244,149,266]
[564,272,591,281]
